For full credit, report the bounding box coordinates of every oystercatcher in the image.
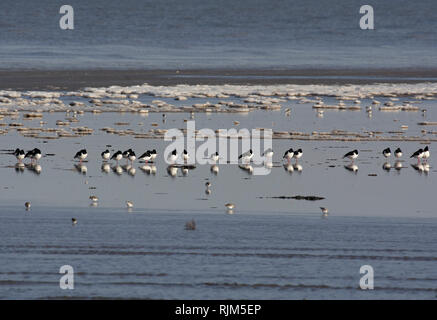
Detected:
[74,149,87,163]
[239,149,253,163]
[382,148,391,158]
[283,148,294,163]
[343,150,359,162]
[101,150,110,161]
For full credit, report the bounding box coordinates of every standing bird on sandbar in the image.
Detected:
[410,148,424,164]
[128,151,136,165]
[382,148,391,158]
[101,150,110,161]
[262,148,274,159]
[150,149,158,162]
[25,148,42,164]
[422,146,430,162]
[210,152,220,162]
[320,207,328,217]
[293,149,303,163]
[167,149,178,164]
[394,148,402,158]
[343,150,359,163]
[239,149,253,164]
[74,149,87,163]
[139,150,152,163]
[14,148,25,163]
[122,149,133,165]
[111,150,123,165]
[283,148,294,163]
[182,149,189,162]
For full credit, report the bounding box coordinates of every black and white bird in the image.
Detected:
[25,148,42,164]
[293,149,303,162]
[410,148,424,163]
[74,149,87,163]
[139,150,152,163]
[394,148,402,158]
[182,149,189,162]
[101,150,110,161]
[382,148,391,158]
[343,149,359,162]
[167,149,178,163]
[262,148,274,158]
[150,149,157,162]
[320,207,329,217]
[128,151,136,165]
[122,149,133,164]
[111,150,123,164]
[14,148,25,163]
[239,149,253,163]
[210,152,220,162]
[422,146,430,162]
[283,148,294,162]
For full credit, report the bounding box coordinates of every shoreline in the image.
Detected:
[2,68,437,91]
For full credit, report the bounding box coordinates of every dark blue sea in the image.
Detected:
[0,0,436,70]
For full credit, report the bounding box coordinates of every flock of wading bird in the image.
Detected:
[10,144,431,226]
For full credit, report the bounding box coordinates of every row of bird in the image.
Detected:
[13,146,430,166]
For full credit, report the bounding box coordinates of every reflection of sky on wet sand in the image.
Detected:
[0,96,435,217]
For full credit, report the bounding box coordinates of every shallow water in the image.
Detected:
[1,206,437,299]
[1,85,437,299]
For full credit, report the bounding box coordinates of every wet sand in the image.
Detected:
[2,68,437,91]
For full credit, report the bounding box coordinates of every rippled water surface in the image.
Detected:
[1,0,436,69]
[1,206,437,299]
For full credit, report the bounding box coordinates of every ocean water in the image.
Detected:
[0,0,436,70]
[1,206,437,299]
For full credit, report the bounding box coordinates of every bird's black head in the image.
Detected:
[172,149,177,155]
[249,149,253,153]
[424,146,429,151]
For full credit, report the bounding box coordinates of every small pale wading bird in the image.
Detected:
[283,148,294,163]
[343,150,359,163]
[320,207,328,217]
[239,149,253,164]
[72,218,77,225]
[25,202,31,210]
[394,148,402,158]
[14,149,25,163]
[382,148,391,158]
[89,195,99,203]
[225,203,235,210]
[410,148,424,164]
[74,149,87,163]
[111,150,123,164]
[101,150,110,161]
[126,201,133,208]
